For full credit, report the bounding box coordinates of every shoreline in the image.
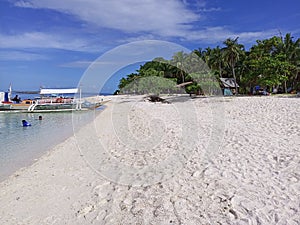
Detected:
[0,95,299,224]
[0,95,111,182]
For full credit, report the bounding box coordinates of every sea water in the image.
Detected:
[0,109,103,181]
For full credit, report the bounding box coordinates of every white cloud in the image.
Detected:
[0,28,280,57]
[12,0,279,46]
[181,0,220,13]
[199,7,221,12]
[14,0,35,8]
[60,61,92,68]
[7,0,286,53]
[14,0,200,37]
[183,27,279,44]
[60,60,118,68]
[237,30,280,42]
[0,32,103,52]
[0,50,48,61]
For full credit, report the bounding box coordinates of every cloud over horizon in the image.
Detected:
[0,0,296,55]
[13,0,281,43]
[2,0,282,53]
[13,0,200,37]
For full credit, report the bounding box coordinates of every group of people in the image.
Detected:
[10,94,44,126]
[22,116,42,127]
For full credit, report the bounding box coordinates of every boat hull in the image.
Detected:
[0,103,30,111]
[0,102,104,112]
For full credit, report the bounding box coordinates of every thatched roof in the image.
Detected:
[220,78,239,88]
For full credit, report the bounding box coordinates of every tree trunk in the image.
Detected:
[284,72,287,93]
[292,71,298,90]
[284,80,287,93]
[232,62,238,95]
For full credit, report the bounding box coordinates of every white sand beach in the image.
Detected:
[0,95,299,224]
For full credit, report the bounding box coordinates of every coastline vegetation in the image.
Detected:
[116,33,300,95]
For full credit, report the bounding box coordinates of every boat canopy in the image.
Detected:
[40,88,78,95]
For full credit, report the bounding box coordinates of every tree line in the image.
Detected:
[117,33,300,95]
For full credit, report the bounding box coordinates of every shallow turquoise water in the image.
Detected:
[0,109,101,181]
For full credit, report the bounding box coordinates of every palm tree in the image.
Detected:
[193,48,206,61]
[171,51,188,83]
[278,33,300,91]
[222,37,244,94]
[209,46,224,78]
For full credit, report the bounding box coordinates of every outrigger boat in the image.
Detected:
[0,87,103,112]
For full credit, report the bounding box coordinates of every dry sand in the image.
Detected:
[0,95,299,224]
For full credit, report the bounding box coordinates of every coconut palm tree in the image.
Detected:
[278,33,300,91]
[209,46,224,78]
[193,48,206,61]
[222,37,244,94]
[171,51,188,83]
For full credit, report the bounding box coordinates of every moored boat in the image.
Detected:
[1,87,105,112]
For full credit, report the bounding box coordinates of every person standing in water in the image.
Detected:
[22,120,31,127]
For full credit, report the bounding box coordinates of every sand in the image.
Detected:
[0,95,299,224]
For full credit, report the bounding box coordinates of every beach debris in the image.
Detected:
[147,95,170,104]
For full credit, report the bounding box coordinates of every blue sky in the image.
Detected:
[1,0,299,93]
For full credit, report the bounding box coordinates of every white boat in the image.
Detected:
[28,88,80,112]
[1,87,103,112]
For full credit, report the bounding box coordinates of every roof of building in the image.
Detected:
[40,88,78,95]
[220,78,239,88]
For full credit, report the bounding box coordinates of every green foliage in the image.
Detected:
[185,83,200,94]
[120,76,177,95]
[242,33,299,91]
[117,32,300,95]
[189,72,221,95]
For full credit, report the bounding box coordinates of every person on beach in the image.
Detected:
[38,115,42,120]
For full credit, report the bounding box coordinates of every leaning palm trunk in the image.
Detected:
[232,67,238,95]
[231,57,238,95]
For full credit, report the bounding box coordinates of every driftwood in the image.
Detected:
[147,95,170,104]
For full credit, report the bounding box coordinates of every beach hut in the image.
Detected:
[219,78,239,95]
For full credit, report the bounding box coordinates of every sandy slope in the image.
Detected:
[0,95,299,224]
